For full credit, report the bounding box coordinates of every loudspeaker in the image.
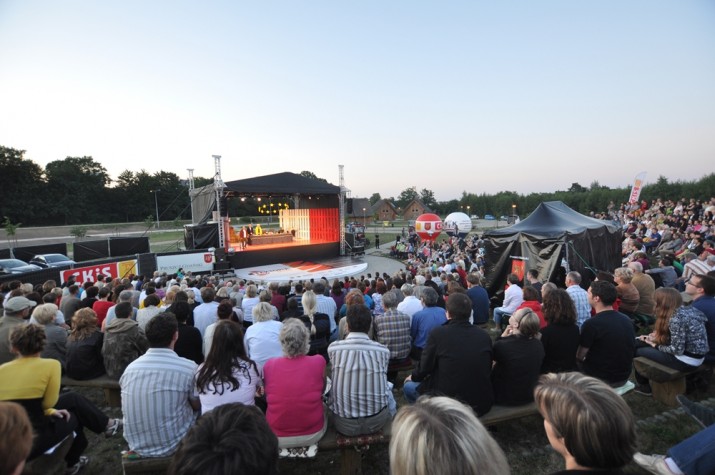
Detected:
[347,198,353,214]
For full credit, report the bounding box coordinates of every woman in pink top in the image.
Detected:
[263,318,326,448]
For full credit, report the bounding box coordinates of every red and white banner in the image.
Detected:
[628,171,647,204]
[60,259,137,285]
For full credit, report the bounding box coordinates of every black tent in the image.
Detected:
[483,201,622,294]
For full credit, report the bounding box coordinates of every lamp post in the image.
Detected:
[150,189,160,229]
[512,203,516,218]
[362,207,366,225]
[467,205,470,216]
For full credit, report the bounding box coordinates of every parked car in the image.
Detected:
[470,215,480,219]
[500,215,509,221]
[484,214,496,220]
[0,259,42,275]
[29,253,76,268]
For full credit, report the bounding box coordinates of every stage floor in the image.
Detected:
[232,256,369,283]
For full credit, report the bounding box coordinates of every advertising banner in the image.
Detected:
[156,252,215,274]
[60,260,137,285]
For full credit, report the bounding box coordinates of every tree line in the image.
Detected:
[2,145,713,227]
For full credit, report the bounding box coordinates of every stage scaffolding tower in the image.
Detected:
[339,164,349,256]
[213,155,226,249]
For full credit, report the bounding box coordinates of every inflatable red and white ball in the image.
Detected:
[414,213,443,241]
[443,212,472,238]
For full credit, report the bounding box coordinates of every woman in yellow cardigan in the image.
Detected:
[0,324,121,475]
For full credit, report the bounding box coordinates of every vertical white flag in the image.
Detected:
[628,171,647,204]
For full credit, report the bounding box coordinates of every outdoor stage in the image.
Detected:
[233,255,368,283]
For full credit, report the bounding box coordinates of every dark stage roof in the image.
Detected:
[224,172,341,196]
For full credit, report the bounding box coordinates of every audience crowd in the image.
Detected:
[1,195,715,474]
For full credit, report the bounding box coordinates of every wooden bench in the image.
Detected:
[24,434,74,475]
[316,423,392,475]
[121,453,172,475]
[479,402,539,426]
[633,356,711,406]
[61,375,121,407]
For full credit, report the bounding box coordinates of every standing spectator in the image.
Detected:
[102,302,149,379]
[493,273,523,329]
[66,309,105,380]
[540,289,579,374]
[491,308,544,406]
[566,271,591,328]
[327,304,394,436]
[403,293,494,416]
[121,313,200,457]
[577,281,635,387]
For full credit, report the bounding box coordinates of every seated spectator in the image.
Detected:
[193,287,219,338]
[492,308,544,406]
[634,287,709,396]
[80,285,99,309]
[296,290,330,360]
[33,303,67,369]
[241,284,260,329]
[203,301,234,357]
[136,294,162,330]
[373,289,411,376]
[196,321,261,413]
[102,288,138,330]
[566,272,591,328]
[403,293,493,416]
[121,313,200,457]
[493,273,523,329]
[0,401,33,475]
[66,308,105,380]
[102,302,149,379]
[263,319,327,448]
[534,372,637,473]
[466,273,490,325]
[628,261,656,317]
[338,289,375,340]
[389,396,509,475]
[515,286,546,328]
[244,302,283,373]
[577,281,635,387]
[328,304,394,436]
[646,257,678,289]
[614,267,640,315]
[686,274,715,364]
[173,301,203,365]
[281,297,301,321]
[409,287,447,360]
[92,287,115,328]
[168,403,278,475]
[540,289,580,374]
[0,324,121,474]
[0,296,35,365]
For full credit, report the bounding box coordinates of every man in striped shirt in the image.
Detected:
[120,313,200,457]
[327,304,394,436]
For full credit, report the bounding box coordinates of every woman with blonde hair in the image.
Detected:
[241,284,260,329]
[296,290,330,360]
[243,302,283,372]
[634,287,708,396]
[66,308,105,380]
[535,372,636,472]
[613,267,639,316]
[491,307,544,405]
[389,396,509,475]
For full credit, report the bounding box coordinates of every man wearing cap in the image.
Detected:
[0,296,36,364]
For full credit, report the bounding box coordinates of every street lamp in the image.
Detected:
[467,205,470,216]
[150,189,160,229]
[362,207,366,224]
[512,204,516,216]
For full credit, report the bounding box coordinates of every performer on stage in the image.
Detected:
[238,226,248,250]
